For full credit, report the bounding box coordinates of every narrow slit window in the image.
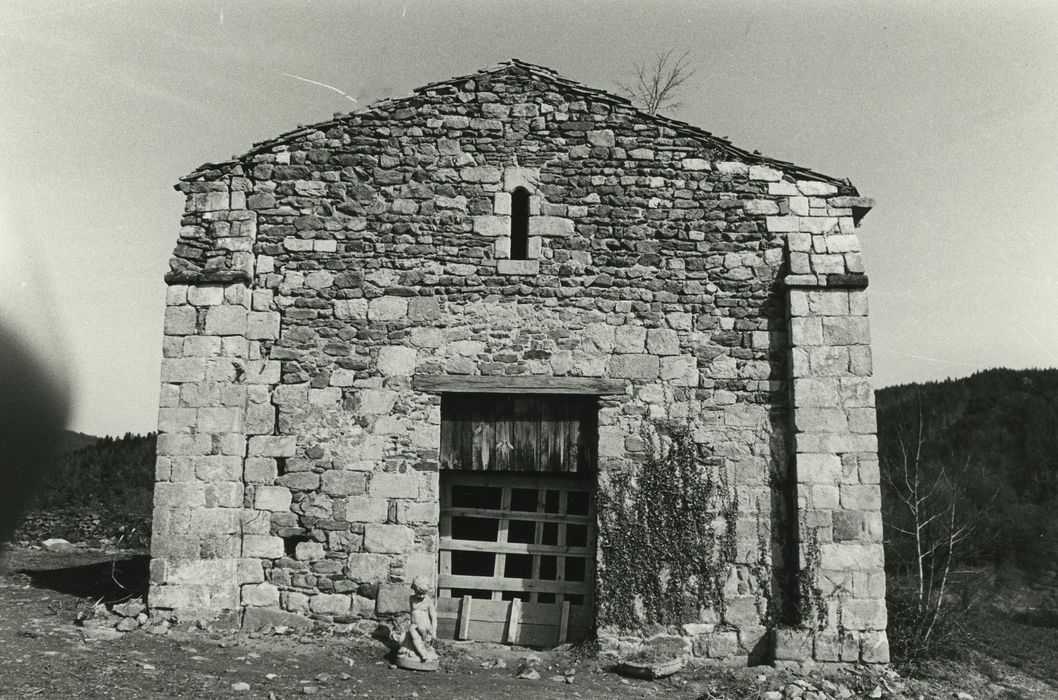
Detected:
[511,187,530,260]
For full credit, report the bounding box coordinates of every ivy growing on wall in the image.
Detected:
[796,524,830,631]
[597,422,738,629]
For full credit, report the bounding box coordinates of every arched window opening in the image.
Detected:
[510,187,530,260]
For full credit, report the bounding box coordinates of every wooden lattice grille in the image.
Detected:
[436,472,595,646]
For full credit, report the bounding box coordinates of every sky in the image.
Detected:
[1,0,1056,437]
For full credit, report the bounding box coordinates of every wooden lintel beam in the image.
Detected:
[412,375,628,396]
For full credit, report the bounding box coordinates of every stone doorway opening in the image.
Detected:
[433,393,596,647]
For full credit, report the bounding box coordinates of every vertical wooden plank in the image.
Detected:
[539,397,560,472]
[507,598,522,644]
[587,397,599,473]
[559,398,572,472]
[457,595,473,640]
[473,415,494,471]
[556,489,568,600]
[443,395,474,470]
[492,485,511,600]
[583,487,596,609]
[440,395,455,470]
[494,399,513,471]
[530,483,544,603]
[558,600,571,644]
[439,479,453,597]
[511,395,537,471]
[453,395,467,470]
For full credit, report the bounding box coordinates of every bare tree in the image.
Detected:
[883,397,994,657]
[616,49,697,115]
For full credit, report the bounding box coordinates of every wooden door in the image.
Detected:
[436,473,594,646]
[434,393,596,647]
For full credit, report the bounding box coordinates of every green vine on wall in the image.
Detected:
[597,422,738,630]
[796,524,829,631]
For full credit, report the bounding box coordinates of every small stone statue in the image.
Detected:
[395,575,439,671]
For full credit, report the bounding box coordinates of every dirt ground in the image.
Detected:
[0,546,1055,699]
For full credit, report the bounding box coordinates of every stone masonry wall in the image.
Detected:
[150,61,887,664]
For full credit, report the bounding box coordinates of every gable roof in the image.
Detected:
[184,59,857,192]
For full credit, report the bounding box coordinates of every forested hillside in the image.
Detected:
[877,368,1058,577]
[13,370,1058,572]
[14,432,156,546]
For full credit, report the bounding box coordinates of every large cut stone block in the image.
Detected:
[820,543,884,571]
[163,306,197,336]
[398,500,439,524]
[528,216,574,237]
[841,599,887,630]
[840,484,882,510]
[793,407,848,433]
[497,259,540,275]
[660,356,697,386]
[309,593,351,615]
[363,524,414,554]
[162,558,238,586]
[798,453,841,483]
[242,582,280,607]
[370,472,419,499]
[157,433,212,457]
[614,325,646,353]
[472,215,510,237]
[248,435,297,457]
[247,312,280,340]
[822,317,871,346]
[347,553,391,583]
[377,346,417,376]
[254,486,292,512]
[344,496,389,523]
[793,377,842,407]
[149,584,213,611]
[321,470,368,497]
[190,508,242,535]
[160,358,207,383]
[376,583,412,614]
[367,296,408,321]
[204,306,247,336]
[608,354,659,380]
[646,328,679,355]
[861,630,890,663]
[244,458,277,484]
[242,535,284,559]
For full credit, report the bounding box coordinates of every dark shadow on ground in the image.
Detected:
[20,554,150,603]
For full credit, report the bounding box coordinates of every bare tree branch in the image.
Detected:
[616,49,697,115]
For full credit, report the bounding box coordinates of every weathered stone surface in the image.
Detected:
[346,553,390,583]
[377,346,417,376]
[309,593,351,615]
[376,584,412,615]
[152,61,884,662]
[242,536,284,559]
[363,524,414,554]
[204,305,246,336]
[608,354,659,380]
[321,471,367,497]
[242,582,280,607]
[528,216,574,237]
[254,486,291,512]
[248,436,296,458]
[367,296,408,321]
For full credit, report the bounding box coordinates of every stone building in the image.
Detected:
[150,60,888,665]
